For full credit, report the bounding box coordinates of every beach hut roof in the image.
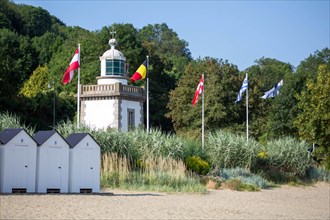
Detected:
[66,133,99,148]
[0,128,26,144]
[33,130,67,146]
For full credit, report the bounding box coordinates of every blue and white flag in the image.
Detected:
[235,74,248,102]
[261,79,283,99]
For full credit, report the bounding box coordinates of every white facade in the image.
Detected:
[67,133,100,193]
[34,131,69,193]
[121,99,143,132]
[82,99,116,130]
[0,129,37,193]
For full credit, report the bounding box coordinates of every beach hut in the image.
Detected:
[33,130,69,193]
[0,128,37,193]
[66,133,100,193]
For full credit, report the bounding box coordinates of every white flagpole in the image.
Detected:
[77,44,81,128]
[146,55,149,133]
[246,73,249,143]
[202,74,205,150]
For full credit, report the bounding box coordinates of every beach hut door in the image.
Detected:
[9,145,29,190]
[47,147,62,188]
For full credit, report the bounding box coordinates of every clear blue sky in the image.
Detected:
[13,0,330,70]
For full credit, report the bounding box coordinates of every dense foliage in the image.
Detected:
[0,0,329,166]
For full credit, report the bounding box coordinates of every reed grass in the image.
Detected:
[101,152,206,193]
[206,130,260,169]
[0,111,35,134]
[264,137,312,178]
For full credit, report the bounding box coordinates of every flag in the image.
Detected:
[235,74,248,102]
[261,79,283,99]
[192,75,204,106]
[130,60,147,82]
[62,48,80,84]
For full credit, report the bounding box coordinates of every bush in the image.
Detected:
[305,167,330,182]
[219,167,272,189]
[185,156,210,175]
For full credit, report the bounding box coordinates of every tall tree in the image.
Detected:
[294,64,330,167]
[267,48,330,140]
[166,58,240,138]
[137,23,192,131]
[244,58,292,140]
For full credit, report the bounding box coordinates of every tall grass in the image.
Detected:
[56,122,186,161]
[0,111,35,134]
[206,130,260,169]
[101,152,206,193]
[263,137,312,178]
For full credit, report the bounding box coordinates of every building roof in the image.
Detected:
[33,130,58,146]
[66,133,99,148]
[33,130,66,146]
[100,38,126,61]
[0,128,25,144]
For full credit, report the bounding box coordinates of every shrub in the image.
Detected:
[185,156,210,175]
[305,166,330,182]
[219,167,272,189]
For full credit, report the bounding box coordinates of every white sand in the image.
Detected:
[1,182,329,219]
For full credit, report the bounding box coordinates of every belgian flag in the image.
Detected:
[130,60,147,83]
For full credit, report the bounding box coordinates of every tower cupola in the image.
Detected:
[97,30,128,85]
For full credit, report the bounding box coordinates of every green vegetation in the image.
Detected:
[185,156,210,175]
[1,114,329,192]
[0,0,329,191]
[101,152,206,193]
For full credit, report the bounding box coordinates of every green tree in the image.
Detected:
[0,29,26,111]
[244,58,292,140]
[166,58,240,138]
[267,48,330,140]
[138,23,192,131]
[294,64,330,167]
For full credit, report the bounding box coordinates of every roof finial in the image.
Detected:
[109,27,117,49]
[110,27,116,39]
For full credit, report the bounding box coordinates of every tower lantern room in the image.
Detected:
[98,36,128,85]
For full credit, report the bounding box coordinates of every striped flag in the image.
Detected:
[235,74,248,102]
[261,79,283,99]
[192,75,204,106]
[62,48,80,84]
[130,60,147,83]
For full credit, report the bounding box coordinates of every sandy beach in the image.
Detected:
[1,182,329,220]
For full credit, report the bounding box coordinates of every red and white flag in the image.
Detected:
[192,75,204,106]
[62,48,80,84]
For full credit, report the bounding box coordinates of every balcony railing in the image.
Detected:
[80,83,145,98]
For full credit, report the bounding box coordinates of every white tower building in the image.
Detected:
[79,35,145,131]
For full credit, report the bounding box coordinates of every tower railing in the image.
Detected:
[80,83,145,98]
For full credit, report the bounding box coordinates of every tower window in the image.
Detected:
[128,109,135,131]
[106,59,125,76]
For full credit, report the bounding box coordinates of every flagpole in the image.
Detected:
[146,55,149,133]
[202,74,205,150]
[77,44,81,128]
[246,73,249,143]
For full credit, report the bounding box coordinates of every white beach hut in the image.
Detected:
[0,128,37,193]
[33,130,69,193]
[66,133,100,193]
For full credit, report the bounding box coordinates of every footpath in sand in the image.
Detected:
[1,182,329,219]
